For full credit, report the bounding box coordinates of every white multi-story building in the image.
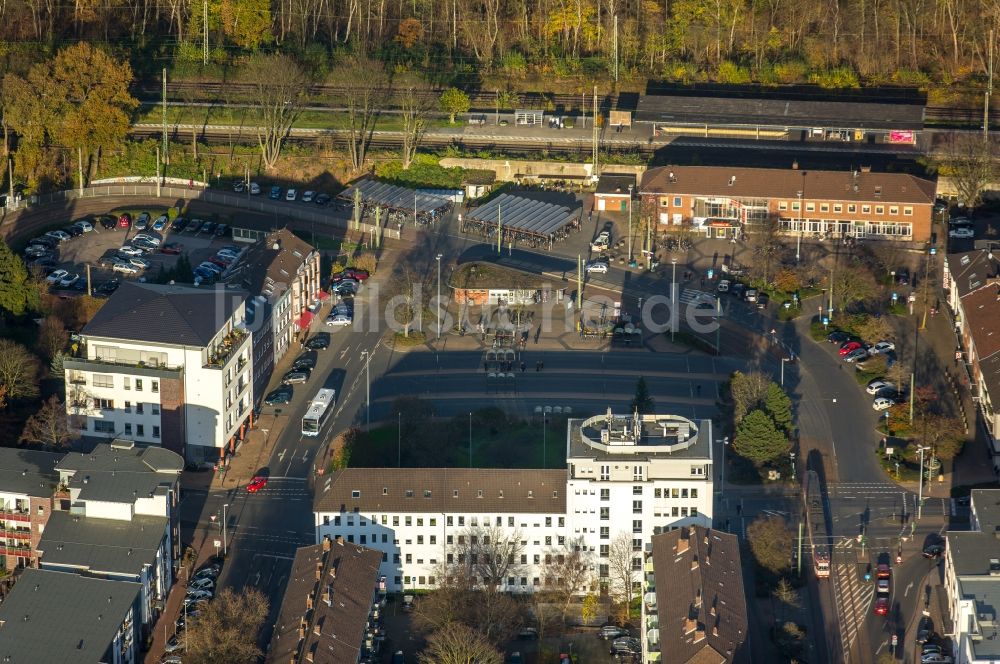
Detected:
[313,410,714,595]
[64,282,255,463]
[944,489,1000,664]
[566,410,714,593]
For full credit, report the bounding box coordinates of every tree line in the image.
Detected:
[0,0,996,97]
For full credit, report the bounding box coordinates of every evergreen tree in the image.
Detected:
[174,253,195,283]
[733,408,790,465]
[630,376,654,414]
[764,382,793,433]
[0,237,38,317]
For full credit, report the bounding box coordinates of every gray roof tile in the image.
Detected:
[37,511,168,576]
[0,448,62,496]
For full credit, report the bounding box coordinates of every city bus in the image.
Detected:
[301,388,336,436]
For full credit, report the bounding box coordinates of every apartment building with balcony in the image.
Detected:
[314,468,568,593]
[566,410,714,594]
[944,489,1000,663]
[267,536,385,664]
[0,448,64,570]
[0,568,142,664]
[642,526,749,663]
[639,165,935,242]
[63,281,255,462]
[225,228,323,400]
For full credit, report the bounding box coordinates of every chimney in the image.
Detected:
[728,176,736,186]
[298,617,306,639]
[676,537,690,554]
[306,592,314,610]
[322,535,332,552]
[330,563,337,580]
[712,625,720,637]
[691,555,700,571]
[684,617,697,634]
[669,171,676,182]
[791,160,799,170]
[335,535,344,546]
[315,562,323,581]
[694,628,706,643]
[272,239,281,251]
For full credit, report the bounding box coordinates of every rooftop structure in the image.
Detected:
[568,409,711,460]
[37,511,169,576]
[0,567,141,664]
[267,537,384,664]
[643,526,749,663]
[465,193,582,240]
[56,440,182,509]
[338,178,453,214]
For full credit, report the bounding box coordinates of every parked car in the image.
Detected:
[118,213,131,229]
[62,225,83,238]
[839,341,864,356]
[45,230,71,242]
[208,257,230,269]
[949,227,974,239]
[194,564,221,580]
[188,577,214,591]
[896,267,910,285]
[215,223,229,237]
[844,348,869,363]
[282,369,311,384]
[194,267,217,282]
[94,280,120,298]
[160,242,183,255]
[73,220,94,233]
[326,314,353,327]
[874,596,889,616]
[246,476,268,493]
[870,341,896,354]
[585,260,609,274]
[152,215,168,231]
[305,333,331,350]
[58,273,79,288]
[264,386,293,405]
[197,262,223,275]
[128,256,151,269]
[923,543,945,558]
[332,283,357,297]
[756,292,770,309]
[132,240,159,253]
[249,182,261,195]
[185,219,203,234]
[185,589,213,601]
[24,244,51,258]
[302,190,315,203]
[600,625,626,640]
[29,257,58,272]
[233,180,246,193]
[134,212,150,230]
[341,268,370,281]
[29,236,57,249]
[171,217,189,232]
[293,353,317,371]
[200,221,217,235]
[112,262,140,275]
[877,577,890,594]
[117,245,144,257]
[46,269,68,284]
[717,279,731,293]
[133,233,161,246]
[285,188,298,201]
[826,330,853,344]
[99,215,117,230]
[934,200,948,214]
[866,379,895,395]
[269,185,282,200]
[917,615,934,643]
[315,193,332,206]
[744,288,758,302]
[164,636,184,653]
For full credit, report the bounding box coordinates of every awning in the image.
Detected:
[296,311,314,330]
[316,290,330,301]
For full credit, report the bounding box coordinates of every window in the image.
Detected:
[446,516,453,526]
[405,517,412,526]
[862,205,871,214]
[834,204,843,213]
[533,554,540,564]
[904,207,913,216]
[632,557,642,571]
[599,564,609,578]
[681,507,689,517]
[632,538,642,552]
[690,466,704,476]
[136,403,144,415]
[600,507,610,520]
[632,500,642,514]
[124,423,132,436]
[447,553,454,564]
[691,507,698,517]
[333,516,341,526]
[458,517,465,526]
[632,520,642,533]
[600,465,610,481]
[600,527,609,539]
[508,516,514,527]
[351,490,360,498]
[124,401,132,413]
[805,203,815,212]
[600,489,610,501]
[94,398,113,411]
[632,484,642,495]
[655,488,662,498]
[558,517,564,527]
[94,421,114,433]
[778,201,788,211]
[430,535,436,545]
[394,576,401,586]
[672,488,679,499]
[152,426,160,438]
[405,554,412,564]
[672,506,679,517]
[393,516,399,526]
[430,518,436,526]
[93,374,113,388]
[417,518,424,527]
[691,488,698,499]
[417,536,424,544]
[791,201,800,211]
[151,381,159,393]
[848,204,857,213]
[875,206,884,215]
[135,379,143,391]
[600,545,609,557]
[151,404,159,416]
[123,378,131,390]
[682,488,689,499]
[545,516,552,527]
[673,196,681,207]
[820,203,829,212]
[659,197,668,207]
[889,206,898,215]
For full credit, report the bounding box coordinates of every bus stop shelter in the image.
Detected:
[515,109,545,126]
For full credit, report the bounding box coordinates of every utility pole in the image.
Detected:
[161,68,168,166]
[203,0,209,65]
[582,92,586,129]
[917,446,930,519]
[577,254,583,310]
[77,146,84,195]
[613,15,619,83]
[986,29,994,139]
[591,86,599,178]
[796,521,803,576]
[436,254,443,338]
[7,157,14,209]
[497,204,502,255]
[85,264,92,297]
[155,146,161,197]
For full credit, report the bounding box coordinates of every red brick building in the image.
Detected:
[0,449,63,570]
[639,165,936,242]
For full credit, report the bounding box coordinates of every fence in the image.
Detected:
[3,184,401,242]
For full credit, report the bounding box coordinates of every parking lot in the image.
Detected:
[22,207,243,294]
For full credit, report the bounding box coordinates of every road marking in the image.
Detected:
[277,448,286,462]
[904,581,913,597]
[251,552,298,561]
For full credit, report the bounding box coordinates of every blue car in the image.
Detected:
[268,186,282,200]
[152,215,168,231]
[194,267,217,281]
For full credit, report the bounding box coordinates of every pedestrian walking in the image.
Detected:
[521,362,526,372]
[536,361,541,372]
[539,361,544,371]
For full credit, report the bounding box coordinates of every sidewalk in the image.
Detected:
[901,562,950,663]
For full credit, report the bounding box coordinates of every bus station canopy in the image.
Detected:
[466,193,580,238]
[339,178,452,213]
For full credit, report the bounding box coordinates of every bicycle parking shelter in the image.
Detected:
[338,178,455,222]
[462,193,582,247]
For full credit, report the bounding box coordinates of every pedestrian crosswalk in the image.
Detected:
[832,557,874,660]
[678,288,719,307]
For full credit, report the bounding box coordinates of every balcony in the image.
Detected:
[3,529,31,540]
[205,328,249,368]
[64,356,181,376]
[0,543,31,555]
[0,510,31,522]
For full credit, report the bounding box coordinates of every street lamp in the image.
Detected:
[781,357,789,386]
[436,254,443,338]
[671,258,678,342]
[789,451,796,477]
[361,350,371,427]
[717,436,730,495]
[542,412,547,469]
[917,445,930,519]
[627,184,635,261]
[796,190,803,263]
[222,503,229,557]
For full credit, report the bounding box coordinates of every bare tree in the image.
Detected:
[939,134,997,208]
[343,56,386,172]
[418,622,503,664]
[607,531,637,609]
[0,339,40,400]
[399,87,429,170]
[745,215,784,285]
[243,53,309,170]
[544,541,595,627]
[184,587,268,664]
[19,395,72,449]
[387,266,428,338]
[729,370,771,424]
[36,314,67,362]
[414,569,521,646]
[452,524,525,593]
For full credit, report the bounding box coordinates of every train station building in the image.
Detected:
[639,165,936,242]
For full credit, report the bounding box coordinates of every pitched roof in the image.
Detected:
[961,286,1000,362]
[267,539,383,664]
[314,468,567,514]
[596,173,636,196]
[650,526,749,664]
[81,281,248,347]
[225,228,317,298]
[37,511,168,576]
[946,250,998,299]
[0,448,62,497]
[972,489,1000,532]
[56,441,182,504]
[633,94,925,130]
[639,166,936,205]
[0,568,140,664]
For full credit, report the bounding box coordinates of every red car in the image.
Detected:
[874,597,889,616]
[160,243,183,255]
[118,213,131,229]
[246,476,267,493]
[839,341,863,356]
[208,257,230,268]
[333,268,369,282]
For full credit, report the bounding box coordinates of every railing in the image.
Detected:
[205,330,249,368]
[0,543,31,554]
[2,529,31,540]
[4,184,401,241]
[0,510,31,522]
[65,356,181,373]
